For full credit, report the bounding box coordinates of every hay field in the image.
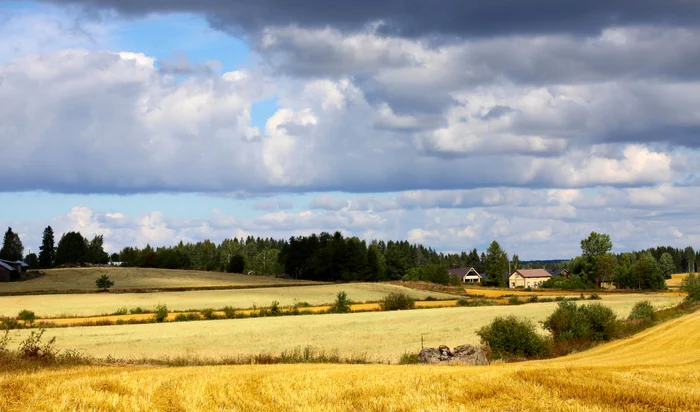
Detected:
[0,267,318,294]
[667,273,690,288]
[0,283,458,317]
[2,307,699,411]
[9,294,682,361]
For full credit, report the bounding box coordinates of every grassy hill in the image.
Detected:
[2,302,698,410]
[0,267,317,294]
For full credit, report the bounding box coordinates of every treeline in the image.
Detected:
[4,225,697,291]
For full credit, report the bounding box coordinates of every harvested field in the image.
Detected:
[667,273,690,288]
[0,267,317,294]
[0,283,458,317]
[9,294,682,361]
[464,286,685,298]
[2,304,699,411]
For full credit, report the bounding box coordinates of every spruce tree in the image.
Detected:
[39,226,56,268]
[0,227,23,261]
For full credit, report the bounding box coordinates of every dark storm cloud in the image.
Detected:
[36,0,700,38]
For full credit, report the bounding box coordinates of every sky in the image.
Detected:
[1,0,700,259]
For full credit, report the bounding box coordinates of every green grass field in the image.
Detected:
[0,267,317,294]
[0,283,459,317]
[9,294,682,361]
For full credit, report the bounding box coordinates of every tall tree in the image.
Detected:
[86,235,109,264]
[512,254,521,271]
[484,241,509,287]
[0,227,23,261]
[659,253,676,279]
[594,253,617,286]
[685,246,696,273]
[581,232,612,261]
[55,232,87,266]
[634,252,665,290]
[38,226,56,268]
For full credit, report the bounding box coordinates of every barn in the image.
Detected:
[0,261,16,282]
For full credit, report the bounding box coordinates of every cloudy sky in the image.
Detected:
[1,0,699,259]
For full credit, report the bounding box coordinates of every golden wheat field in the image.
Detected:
[9,294,682,361]
[2,310,699,411]
[0,283,458,317]
[667,273,690,288]
[0,267,318,294]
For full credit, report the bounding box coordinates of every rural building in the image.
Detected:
[0,259,27,276]
[548,268,569,278]
[448,266,483,283]
[0,261,17,282]
[508,269,552,289]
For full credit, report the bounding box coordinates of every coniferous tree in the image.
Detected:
[39,226,56,268]
[0,227,23,261]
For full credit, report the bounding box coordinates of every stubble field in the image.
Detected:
[2,306,699,411]
[0,283,459,317]
[8,293,682,361]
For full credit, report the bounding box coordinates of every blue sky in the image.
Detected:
[2,0,700,258]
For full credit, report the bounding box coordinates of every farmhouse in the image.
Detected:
[508,269,552,289]
[0,259,27,276]
[448,266,482,283]
[0,261,17,282]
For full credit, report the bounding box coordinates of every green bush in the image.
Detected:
[527,295,539,303]
[476,315,548,358]
[508,296,522,305]
[153,304,168,323]
[424,296,438,301]
[380,293,415,311]
[112,307,128,316]
[681,273,700,302]
[628,301,656,321]
[398,352,420,364]
[589,293,602,300]
[0,317,21,330]
[222,306,236,319]
[543,301,617,342]
[18,310,36,324]
[200,309,217,320]
[329,291,353,313]
[295,301,311,307]
[541,274,588,290]
[457,298,470,306]
[174,313,201,322]
[130,307,144,314]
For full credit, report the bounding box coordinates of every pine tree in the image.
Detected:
[0,227,23,261]
[39,226,56,268]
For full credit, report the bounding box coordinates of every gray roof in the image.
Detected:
[448,266,480,278]
[0,261,16,271]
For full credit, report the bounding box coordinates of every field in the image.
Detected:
[464,286,685,298]
[0,283,458,317]
[667,273,690,288]
[2,305,699,411]
[8,294,682,361]
[0,267,318,294]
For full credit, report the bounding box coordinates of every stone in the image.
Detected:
[418,344,488,366]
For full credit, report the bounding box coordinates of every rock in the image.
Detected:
[418,347,442,364]
[452,344,489,366]
[418,344,488,366]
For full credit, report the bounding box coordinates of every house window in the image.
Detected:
[527,282,531,287]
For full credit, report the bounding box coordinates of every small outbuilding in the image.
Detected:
[508,269,552,289]
[0,261,17,282]
[448,266,483,283]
